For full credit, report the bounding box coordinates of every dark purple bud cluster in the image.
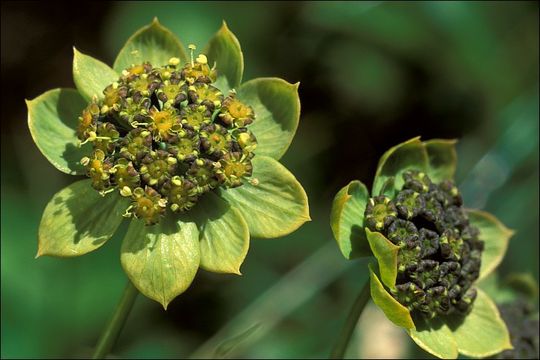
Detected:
[496,299,539,359]
[77,52,257,225]
[364,170,484,319]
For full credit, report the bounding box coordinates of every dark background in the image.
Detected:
[2,1,538,358]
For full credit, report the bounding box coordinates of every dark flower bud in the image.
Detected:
[439,261,460,288]
[393,282,426,312]
[403,170,432,193]
[119,97,151,126]
[365,196,398,231]
[388,168,483,320]
[139,150,177,187]
[164,176,199,213]
[440,229,463,261]
[410,260,439,288]
[187,158,220,193]
[420,192,443,223]
[397,239,422,273]
[395,189,424,219]
[455,288,477,314]
[156,80,187,106]
[180,104,212,131]
[167,129,200,162]
[438,179,463,207]
[387,219,419,244]
[94,122,120,154]
[419,228,440,258]
[120,128,152,162]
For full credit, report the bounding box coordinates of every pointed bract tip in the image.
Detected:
[221,20,229,29]
[152,17,160,25]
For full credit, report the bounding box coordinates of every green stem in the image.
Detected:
[92,280,139,359]
[330,280,371,359]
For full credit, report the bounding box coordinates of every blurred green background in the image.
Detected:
[1,1,538,358]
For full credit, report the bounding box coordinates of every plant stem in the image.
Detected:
[92,280,139,359]
[330,280,371,359]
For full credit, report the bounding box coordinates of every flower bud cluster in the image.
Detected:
[77,50,257,225]
[496,299,539,359]
[365,170,484,319]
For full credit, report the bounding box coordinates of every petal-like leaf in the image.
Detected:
[203,21,244,92]
[238,78,300,160]
[423,139,457,183]
[113,18,188,73]
[220,155,310,238]
[330,180,371,259]
[467,209,513,280]
[27,88,91,175]
[408,316,459,359]
[72,47,119,102]
[445,289,512,357]
[191,192,249,275]
[369,265,415,329]
[372,137,428,196]
[379,176,397,198]
[366,229,399,289]
[37,179,128,257]
[121,216,200,309]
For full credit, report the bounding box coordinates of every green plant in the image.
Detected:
[330,137,512,359]
[26,18,309,357]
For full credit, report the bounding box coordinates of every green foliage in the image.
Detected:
[121,216,200,309]
[221,156,310,238]
[372,137,428,196]
[192,192,249,275]
[330,180,371,259]
[113,18,188,74]
[237,78,301,160]
[369,265,415,329]
[468,209,514,281]
[365,229,398,289]
[72,47,118,102]
[204,21,244,92]
[26,89,90,175]
[38,180,127,257]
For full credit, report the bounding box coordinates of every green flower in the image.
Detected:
[27,18,309,309]
[330,137,513,358]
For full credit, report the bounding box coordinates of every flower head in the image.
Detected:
[330,137,513,358]
[27,19,309,309]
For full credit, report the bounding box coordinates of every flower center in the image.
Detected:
[77,46,257,225]
[365,170,484,319]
